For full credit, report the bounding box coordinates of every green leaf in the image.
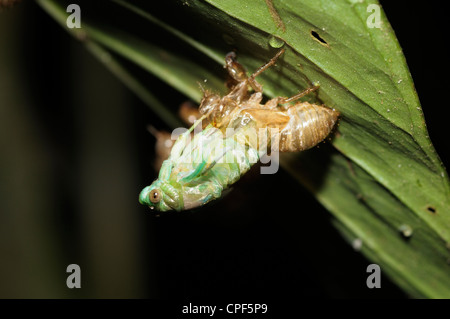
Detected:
[38,0,450,297]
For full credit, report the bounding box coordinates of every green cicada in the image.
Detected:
[139,49,339,212]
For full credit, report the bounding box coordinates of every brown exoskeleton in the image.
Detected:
[199,49,339,152]
[139,49,339,212]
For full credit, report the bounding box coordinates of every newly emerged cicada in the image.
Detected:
[139,49,339,212]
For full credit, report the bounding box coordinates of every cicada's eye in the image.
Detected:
[149,189,161,204]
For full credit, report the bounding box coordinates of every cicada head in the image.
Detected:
[139,180,183,212]
[198,91,221,115]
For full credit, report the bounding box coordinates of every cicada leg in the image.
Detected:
[226,48,285,94]
[247,48,285,92]
[264,84,320,109]
[277,85,319,104]
[225,51,248,83]
[202,181,223,203]
[225,51,252,101]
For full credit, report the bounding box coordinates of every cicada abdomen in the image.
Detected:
[278,102,339,152]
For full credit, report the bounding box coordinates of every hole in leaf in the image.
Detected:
[427,206,436,214]
[310,30,328,46]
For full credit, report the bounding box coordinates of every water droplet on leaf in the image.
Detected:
[352,238,363,251]
[399,224,413,238]
[269,36,285,48]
